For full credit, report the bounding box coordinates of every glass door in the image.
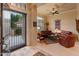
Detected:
[3,10,26,55]
[0,3,3,56]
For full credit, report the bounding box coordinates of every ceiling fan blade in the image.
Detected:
[49,12,54,15]
[55,11,59,14]
[52,12,55,15]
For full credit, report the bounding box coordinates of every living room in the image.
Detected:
[11,3,79,56]
[37,3,79,45]
[0,3,79,56]
[1,1,79,59]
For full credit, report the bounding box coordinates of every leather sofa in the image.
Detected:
[37,30,53,40]
[59,31,76,48]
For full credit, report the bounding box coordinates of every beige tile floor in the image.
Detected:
[11,46,38,56]
[11,42,79,56]
[11,42,50,56]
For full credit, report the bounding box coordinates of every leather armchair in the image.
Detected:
[59,31,76,48]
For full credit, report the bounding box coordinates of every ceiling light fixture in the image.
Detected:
[50,8,59,15]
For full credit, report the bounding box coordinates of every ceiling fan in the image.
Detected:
[49,4,60,15]
[50,8,59,15]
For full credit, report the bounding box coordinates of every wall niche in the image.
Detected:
[76,20,79,33]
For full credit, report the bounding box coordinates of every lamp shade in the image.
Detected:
[55,29,61,33]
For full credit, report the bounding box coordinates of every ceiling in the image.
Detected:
[35,3,46,7]
[37,3,76,16]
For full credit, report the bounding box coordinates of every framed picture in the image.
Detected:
[76,20,79,33]
[55,20,61,30]
[33,21,37,27]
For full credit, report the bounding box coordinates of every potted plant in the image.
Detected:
[11,13,21,36]
[45,22,49,30]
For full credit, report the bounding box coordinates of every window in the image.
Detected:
[37,16,44,32]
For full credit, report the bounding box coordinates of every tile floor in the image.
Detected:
[10,42,79,56]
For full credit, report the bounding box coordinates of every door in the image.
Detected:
[2,10,26,55]
[0,3,3,56]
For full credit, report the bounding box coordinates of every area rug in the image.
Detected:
[33,52,46,56]
[45,39,57,44]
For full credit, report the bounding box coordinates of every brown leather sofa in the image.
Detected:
[59,31,76,48]
[37,30,53,41]
[38,30,76,48]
